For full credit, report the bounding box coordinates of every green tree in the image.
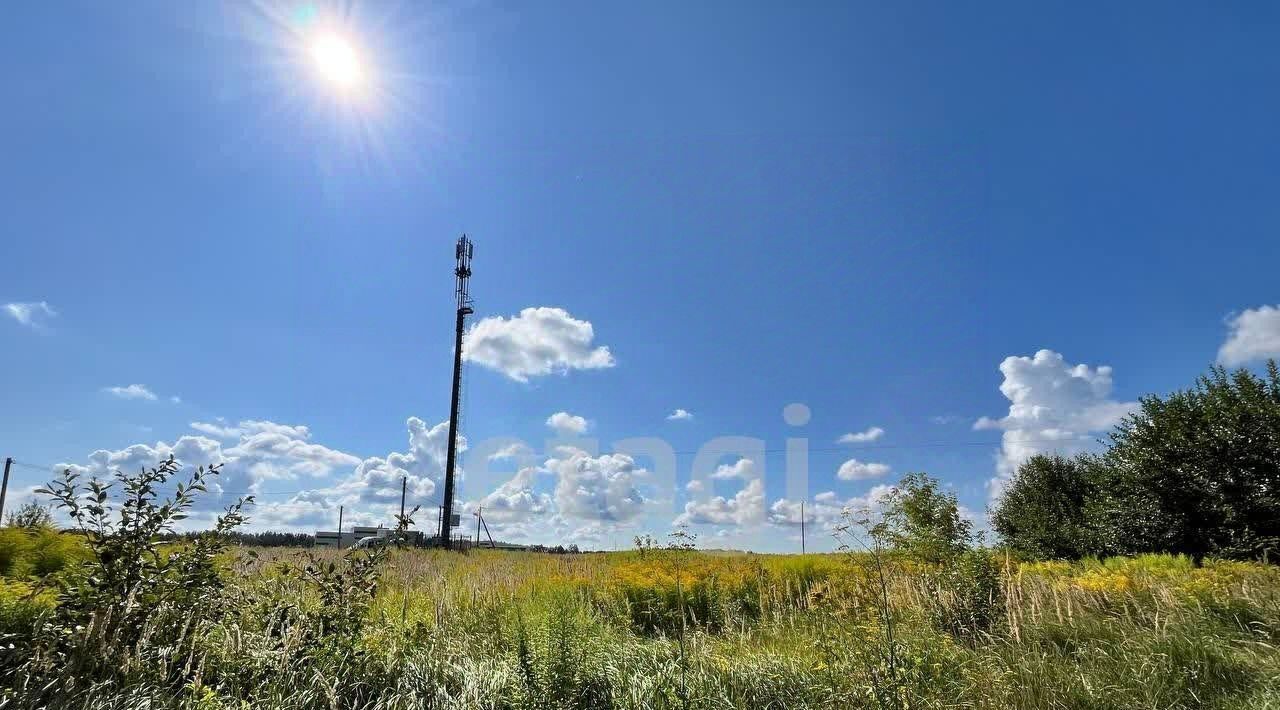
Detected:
[992,454,1097,560]
[872,473,1002,643]
[5,500,54,529]
[876,472,971,564]
[1101,360,1280,562]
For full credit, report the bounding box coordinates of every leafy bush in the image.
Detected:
[5,501,54,530]
[0,579,55,668]
[21,457,251,696]
[855,473,1006,645]
[25,528,88,577]
[0,528,30,577]
[993,453,1097,560]
[1102,361,1280,563]
[927,549,1003,642]
[876,473,971,565]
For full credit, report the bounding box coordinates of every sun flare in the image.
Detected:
[309,32,364,90]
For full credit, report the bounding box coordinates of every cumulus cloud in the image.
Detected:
[666,408,693,421]
[549,448,648,522]
[674,458,762,527]
[3,301,56,329]
[709,458,757,480]
[240,420,311,439]
[768,485,893,530]
[836,458,892,480]
[838,426,885,444]
[472,466,553,521]
[1218,305,1280,367]
[191,421,243,438]
[190,419,314,441]
[675,478,765,526]
[227,431,360,469]
[333,417,460,508]
[55,435,234,517]
[545,411,589,435]
[103,384,157,401]
[489,442,533,461]
[48,416,460,532]
[468,446,650,539]
[977,349,1134,496]
[463,307,615,382]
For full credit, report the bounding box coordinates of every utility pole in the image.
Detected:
[0,458,12,524]
[475,505,482,548]
[397,477,408,548]
[439,235,474,550]
[800,500,806,555]
[479,510,496,549]
[337,505,344,547]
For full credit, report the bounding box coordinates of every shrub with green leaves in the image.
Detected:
[5,501,54,530]
[20,457,252,697]
[992,453,1097,560]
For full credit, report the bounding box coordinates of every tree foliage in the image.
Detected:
[992,454,1097,560]
[852,473,1002,646]
[995,360,1280,563]
[31,457,252,685]
[876,472,972,564]
[1100,361,1280,561]
[5,501,55,530]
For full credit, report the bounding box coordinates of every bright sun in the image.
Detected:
[309,32,364,90]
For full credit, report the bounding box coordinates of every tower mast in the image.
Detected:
[439,234,473,549]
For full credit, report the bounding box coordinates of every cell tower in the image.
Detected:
[439,234,473,549]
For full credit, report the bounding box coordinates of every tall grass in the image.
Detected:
[1,537,1278,709]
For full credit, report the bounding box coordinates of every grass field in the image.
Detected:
[4,539,1278,709]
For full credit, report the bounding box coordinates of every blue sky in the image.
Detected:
[2,1,1279,551]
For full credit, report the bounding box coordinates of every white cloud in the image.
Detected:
[768,485,894,529]
[709,458,757,480]
[472,466,553,521]
[549,448,648,522]
[675,458,762,527]
[56,435,233,514]
[545,411,588,435]
[170,396,182,404]
[837,426,884,444]
[977,349,1134,496]
[3,301,56,329]
[930,415,962,425]
[489,442,533,461]
[191,421,243,439]
[1218,305,1280,366]
[189,419,312,441]
[103,384,157,401]
[675,478,765,526]
[47,416,461,533]
[667,408,694,421]
[240,420,311,439]
[333,417,461,509]
[836,458,892,480]
[463,307,615,382]
[226,432,360,469]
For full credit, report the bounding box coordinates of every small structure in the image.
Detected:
[315,525,426,549]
